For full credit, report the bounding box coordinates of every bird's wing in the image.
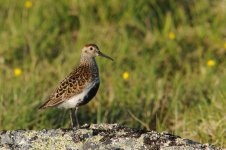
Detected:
[39,67,90,109]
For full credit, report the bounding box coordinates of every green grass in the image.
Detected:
[0,0,225,147]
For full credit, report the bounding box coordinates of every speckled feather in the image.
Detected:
[39,58,99,109]
[39,44,113,111]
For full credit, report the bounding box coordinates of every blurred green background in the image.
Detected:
[0,0,225,147]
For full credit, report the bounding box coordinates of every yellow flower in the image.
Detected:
[14,68,22,76]
[24,0,33,9]
[122,72,129,80]
[207,60,216,67]
[224,42,226,49]
[168,32,175,40]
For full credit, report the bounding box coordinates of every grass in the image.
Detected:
[0,0,225,147]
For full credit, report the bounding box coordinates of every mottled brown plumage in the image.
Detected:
[39,63,98,109]
[39,44,113,127]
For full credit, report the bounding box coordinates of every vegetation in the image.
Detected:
[0,0,225,147]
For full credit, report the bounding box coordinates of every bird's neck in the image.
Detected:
[80,56,96,66]
[80,56,99,79]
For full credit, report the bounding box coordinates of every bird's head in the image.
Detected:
[82,44,113,61]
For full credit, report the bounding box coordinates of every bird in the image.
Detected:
[39,44,113,128]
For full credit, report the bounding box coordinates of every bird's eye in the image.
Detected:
[90,47,93,50]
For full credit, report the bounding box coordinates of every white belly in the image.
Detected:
[57,81,98,109]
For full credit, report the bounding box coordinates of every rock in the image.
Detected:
[0,124,220,150]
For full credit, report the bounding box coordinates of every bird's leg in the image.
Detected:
[75,107,80,128]
[69,108,75,128]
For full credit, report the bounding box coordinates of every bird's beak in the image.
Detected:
[98,51,114,61]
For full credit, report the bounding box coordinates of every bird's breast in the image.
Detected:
[57,80,100,109]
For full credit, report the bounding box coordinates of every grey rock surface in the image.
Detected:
[0,124,220,150]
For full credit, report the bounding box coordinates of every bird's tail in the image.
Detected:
[38,101,49,110]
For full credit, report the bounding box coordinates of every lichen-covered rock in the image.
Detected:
[0,124,220,150]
